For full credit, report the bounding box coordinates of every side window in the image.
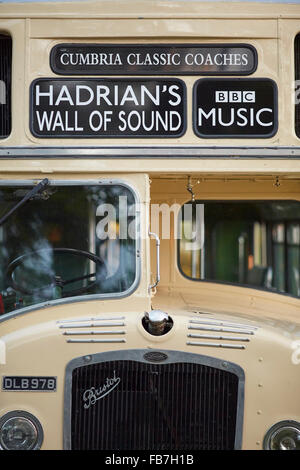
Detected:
[178,201,300,297]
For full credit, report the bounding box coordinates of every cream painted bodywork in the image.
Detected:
[1,287,300,450]
[0,0,298,149]
[0,0,300,451]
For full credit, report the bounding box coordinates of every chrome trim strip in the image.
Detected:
[2,146,300,158]
[189,319,258,330]
[187,341,246,349]
[59,321,125,328]
[188,325,255,335]
[66,338,126,343]
[63,349,245,450]
[57,316,125,323]
[62,330,126,335]
[187,333,250,341]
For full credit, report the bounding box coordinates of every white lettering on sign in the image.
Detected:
[126,53,182,66]
[60,52,123,66]
[89,110,113,131]
[35,110,84,131]
[184,53,249,67]
[118,110,182,132]
[197,107,273,127]
[57,51,251,70]
[35,84,181,108]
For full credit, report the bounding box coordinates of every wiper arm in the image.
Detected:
[0,178,49,226]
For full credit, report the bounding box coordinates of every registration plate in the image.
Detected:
[2,376,57,391]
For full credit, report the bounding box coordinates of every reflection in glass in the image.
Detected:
[178,201,300,297]
[0,184,137,314]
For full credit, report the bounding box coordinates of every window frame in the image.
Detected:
[0,178,141,321]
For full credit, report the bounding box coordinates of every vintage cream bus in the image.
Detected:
[0,0,300,451]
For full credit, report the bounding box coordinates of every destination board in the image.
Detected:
[30,78,186,138]
[50,44,257,76]
[193,78,278,138]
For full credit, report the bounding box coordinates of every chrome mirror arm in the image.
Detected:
[148,229,160,292]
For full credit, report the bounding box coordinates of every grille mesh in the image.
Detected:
[0,35,11,138]
[295,34,300,137]
[71,360,239,450]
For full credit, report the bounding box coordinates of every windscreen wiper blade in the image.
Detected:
[0,178,49,226]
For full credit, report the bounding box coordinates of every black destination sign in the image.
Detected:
[193,78,278,138]
[30,78,186,138]
[50,43,257,76]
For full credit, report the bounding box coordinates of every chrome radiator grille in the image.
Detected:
[68,353,242,450]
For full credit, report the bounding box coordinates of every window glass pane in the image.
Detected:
[178,200,300,297]
[0,183,137,314]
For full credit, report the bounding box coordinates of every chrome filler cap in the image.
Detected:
[143,310,172,336]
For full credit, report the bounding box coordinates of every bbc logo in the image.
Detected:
[215,91,256,103]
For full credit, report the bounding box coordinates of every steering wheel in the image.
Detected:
[6,247,106,297]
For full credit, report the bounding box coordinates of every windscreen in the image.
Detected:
[0,183,137,315]
[178,200,300,297]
